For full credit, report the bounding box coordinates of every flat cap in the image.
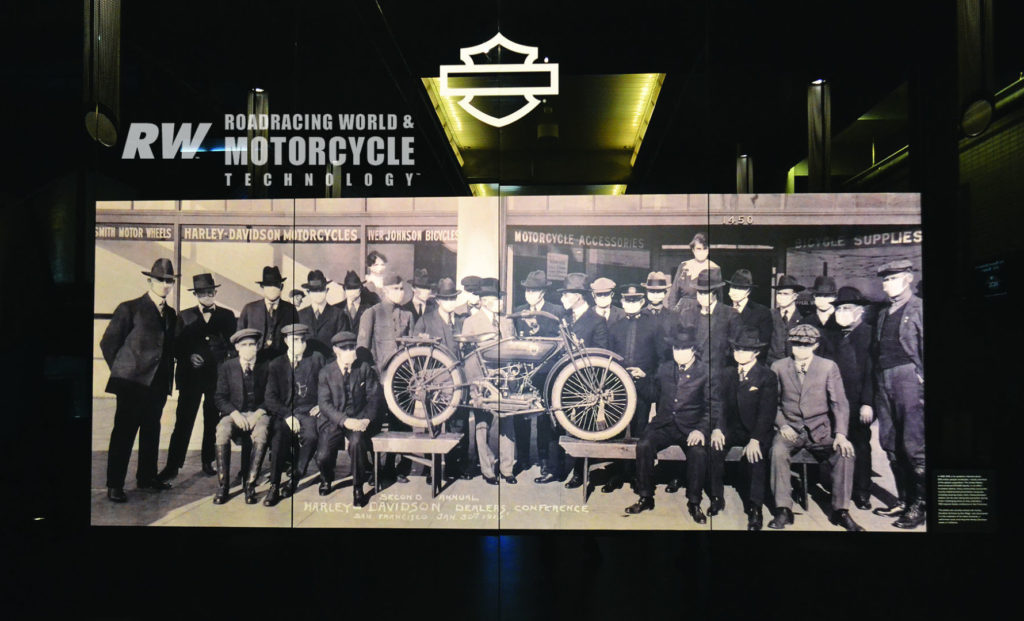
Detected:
[787,324,821,345]
[281,323,310,337]
[590,277,617,293]
[230,328,262,345]
[876,259,914,277]
[331,331,357,347]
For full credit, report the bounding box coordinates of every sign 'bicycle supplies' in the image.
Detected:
[439,33,559,128]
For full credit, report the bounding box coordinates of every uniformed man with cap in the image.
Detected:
[871,259,925,529]
[624,328,720,524]
[333,270,378,336]
[100,258,179,502]
[590,277,625,326]
[298,269,349,360]
[768,324,863,531]
[237,266,300,363]
[212,328,271,505]
[799,275,841,360]
[708,326,779,530]
[768,275,806,364]
[158,273,236,483]
[316,330,381,507]
[725,269,773,362]
[262,323,326,506]
[832,286,876,511]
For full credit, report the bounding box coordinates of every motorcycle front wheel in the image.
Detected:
[383,346,466,429]
[549,355,636,441]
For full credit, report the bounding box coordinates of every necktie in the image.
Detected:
[268,302,277,317]
[156,300,165,313]
[447,314,455,331]
[314,307,321,320]
[782,310,789,323]
[739,367,747,383]
[201,306,213,315]
[796,362,806,385]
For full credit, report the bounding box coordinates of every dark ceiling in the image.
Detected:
[5,0,1023,201]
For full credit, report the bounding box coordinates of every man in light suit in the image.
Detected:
[100,258,179,502]
[298,269,349,360]
[768,275,805,364]
[159,273,236,483]
[237,266,299,363]
[768,324,862,531]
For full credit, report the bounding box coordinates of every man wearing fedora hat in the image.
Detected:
[333,270,379,335]
[625,328,720,522]
[799,275,841,360]
[298,269,349,360]
[832,286,876,511]
[100,258,180,502]
[406,268,436,324]
[511,270,565,474]
[212,328,271,505]
[768,324,862,531]
[157,273,236,483]
[263,323,326,506]
[641,271,672,316]
[708,326,779,530]
[726,269,773,362]
[768,275,806,364]
[872,259,926,529]
[238,266,299,364]
[591,277,625,326]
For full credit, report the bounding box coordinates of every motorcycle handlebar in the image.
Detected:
[506,309,562,322]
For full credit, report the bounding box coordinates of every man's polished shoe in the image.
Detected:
[353,488,367,508]
[156,466,178,483]
[830,509,865,532]
[138,479,172,492]
[482,475,499,486]
[601,475,623,494]
[768,507,794,529]
[281,480,296,499]
[459,470,475,480]
[534,472,560,484]
[107,487,127,503]
[500,474,517,485]
[394,474,409,484]
[893,502,926,529]
[201,461,217,476]
[747,508,763,531]
[624,496,655,514]
[318,480,332,496]
[564,475,584,489]
[687,502,707,524]
[708,496,725,516]
[873,501,906,517]
[664,478,682,494]
[853,496,872,510]
[262,484,282,507]
[244,482,258,504]
[213,488,229,505]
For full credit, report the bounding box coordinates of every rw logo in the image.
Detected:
[439,33,559,128]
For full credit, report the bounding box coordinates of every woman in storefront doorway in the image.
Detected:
[667,233,720,313]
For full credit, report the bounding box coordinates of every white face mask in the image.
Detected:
[834,305,862,327]
[696,292,712,308]
[482,296,500,314]
[414,288,431,302]
[439,298,459,314]
[524,290,544,307]
[728,288,749,303]
[262,286,282,302]
[149,278,173,299]
[672,348,695,367]
[622,299,644,314]
[775,290,796,308]
[692,244,709,263]
[385,287,404,305]
[733,349,756,366]
[814,296,835,312]
[308,290,327,306]
[593,292,613,308]
[791,344,817,361]
[561,293,580,310]
[369,261,387,275]
[336,349,357,366]
[882,274,911,298]
[344,288,361,303]
[646,291,666,305]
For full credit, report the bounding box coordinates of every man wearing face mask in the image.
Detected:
[602,284,661,493]
[212,328,271,505]
[238,266,299,364]
[333,270,378,336]
[100,258,179,502]
[667,232,720,313]
[358,272,414,483]
[536,273,608,487]
[263,324,325,506]
[590,277,625,327]
[725,269,773,362]
[832,286,876,511]
[317,331,380,507]
[406,268,435,323]
[872,260,925,529]
[641,271,671,316]
[298,269,349,360]
[768,275,806,364]
[799,275,840,360]
[708,327,778,530]
[413,277,472,479]
[625,328,719,523]
[460,275,483,315]
[768,324,862,531]
[158,273,236,483]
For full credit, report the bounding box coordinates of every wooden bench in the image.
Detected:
[370,431,463,498]
[560,438,816,507]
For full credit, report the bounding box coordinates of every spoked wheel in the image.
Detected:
[383,346,466,428]
[549,355,636,441]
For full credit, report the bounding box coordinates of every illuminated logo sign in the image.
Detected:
[440,33,559,128]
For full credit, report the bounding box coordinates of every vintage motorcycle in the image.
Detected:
[381,310,636,441]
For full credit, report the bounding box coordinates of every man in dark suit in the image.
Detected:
[237,266,299,363]
[212,328,271,505]
[725,269,773,361]
[511,270,564,475]
[799,275,841,360]
[536,273,609,487]
[641,271,671,316]
[601,284,661,493]
[100,258,179,502]
[412,277,471,478]
[316,331,381,507]
[263,324,325,506]
[708,327,778,530]
[406,268,435,323]
[158,273,236,483]
[768,275,805,364]
[298,269,349,360]
[624,329,720,523]
[590,277,626,326]
[768,324,862,531]
[333,270,378,335]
